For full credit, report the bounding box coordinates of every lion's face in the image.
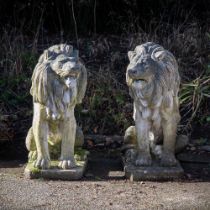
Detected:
[31,44,87,117]
[50,54,82,89]
[127,53,157,89]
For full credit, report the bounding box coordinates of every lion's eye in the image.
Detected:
[64,75,76,80]
[58,62,63,68]
[70,75,77,79]
[53,61,63,69]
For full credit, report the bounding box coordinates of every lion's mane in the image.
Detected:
[30,44,87,116]
[126,42,180,113]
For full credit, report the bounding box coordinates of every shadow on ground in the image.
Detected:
[0,141,210,182]
[84,150,124,181]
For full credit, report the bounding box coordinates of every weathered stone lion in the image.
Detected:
[26,44,87,169]
[125,42,181,167]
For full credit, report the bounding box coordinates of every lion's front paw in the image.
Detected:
[58,158,76,169]
[135,152,152,166]
[160,152,178,167]
[34,157,50,169]
[125,149,137,163]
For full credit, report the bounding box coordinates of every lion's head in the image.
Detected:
[30,44,87,119]
[126,42,180,109]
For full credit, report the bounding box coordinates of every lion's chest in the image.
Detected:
[133,82,163,130]
[62,89,76,109]
[132,81,155,106]
[47,109,75,145]
[48,121,62,145]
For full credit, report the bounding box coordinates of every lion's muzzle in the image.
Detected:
[127,68,147,84]
[127,68,137,78]
[63,61,81,73]
[62,61,81,83]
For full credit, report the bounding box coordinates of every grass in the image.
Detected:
[180,74,210,128]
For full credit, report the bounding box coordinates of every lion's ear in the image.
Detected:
[128,51,135,61]
[38,49,55,63]
[38,50,47,63]
[44,50,52,60]
[63,44,73,55]
[76,65,87,104]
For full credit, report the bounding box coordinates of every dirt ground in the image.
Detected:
[0,151,210,210]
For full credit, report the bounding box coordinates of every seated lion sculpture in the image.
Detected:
[125,42,181,167]
[26,44,87,169]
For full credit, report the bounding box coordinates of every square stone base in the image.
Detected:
[24,160,87,180]
[124,160,184,181]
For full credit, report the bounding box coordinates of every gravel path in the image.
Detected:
[0,159,210,210]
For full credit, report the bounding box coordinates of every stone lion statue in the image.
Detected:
[125,42,181,167]
[26,44,87,169]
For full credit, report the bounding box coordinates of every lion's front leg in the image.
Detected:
[59,110,76,169]
[135,118,152,166]
[33,103,50,169]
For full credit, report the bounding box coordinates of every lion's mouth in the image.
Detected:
[69,73,79,79]
[131,78,147,88]
[133,78,147,83]
[63,72,79,79]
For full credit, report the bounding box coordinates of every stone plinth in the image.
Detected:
[24,149,88,180]
[24,160,87,180]
[123,159,184,181]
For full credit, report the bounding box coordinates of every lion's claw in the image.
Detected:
[58,159,76,169]
[34,157,50,169]
[160,152,177,167]
[135,152,152,166]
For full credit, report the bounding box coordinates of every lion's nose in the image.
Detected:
[63,62,79,71]
[128,69,137,75]
[71,64,80,71]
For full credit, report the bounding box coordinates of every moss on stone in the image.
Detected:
[25,162,41,174]
[25,148,88,174]
[74,147,89,161]
[49,143,61,159]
